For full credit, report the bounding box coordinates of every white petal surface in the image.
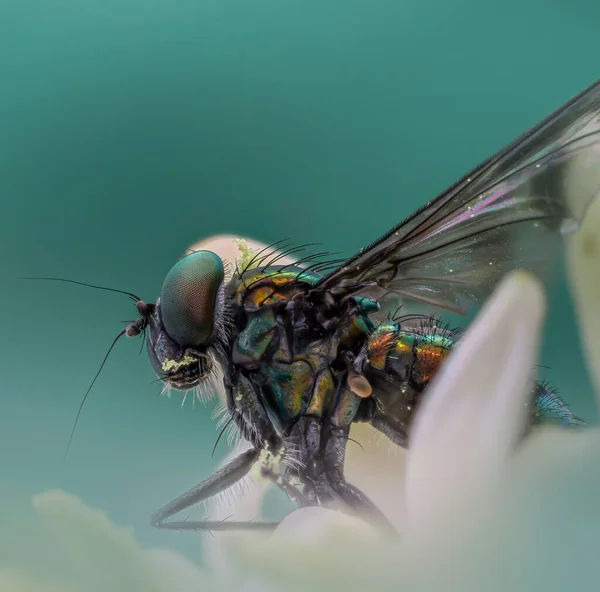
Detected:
[567,189,600,404]
[345,422,408,529]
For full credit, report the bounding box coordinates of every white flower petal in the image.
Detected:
[271,506,377,543]
[227,507,387,592]
[29,490,209,591]
[405,271,546,530]
[186,235,299,270]
[567,189,600,403]
[345,423,408,528]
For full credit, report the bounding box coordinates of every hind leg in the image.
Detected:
[322,424,397,534]
[286,416,397,533]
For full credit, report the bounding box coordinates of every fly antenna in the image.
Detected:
[19,277,141,303]
[62,328,128,465]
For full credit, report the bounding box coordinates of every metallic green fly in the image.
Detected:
[33,78,600,533]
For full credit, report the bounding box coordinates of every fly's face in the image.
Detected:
[146,250,228,391]
[146,311,213,389]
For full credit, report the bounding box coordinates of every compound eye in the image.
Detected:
[159,250,224,347]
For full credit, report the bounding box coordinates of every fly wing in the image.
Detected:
[314,79,600,314]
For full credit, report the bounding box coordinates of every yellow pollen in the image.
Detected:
[161,355,197,372]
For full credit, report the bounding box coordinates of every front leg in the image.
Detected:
[224,366,282,452]
[227,308,286,450]
[150,448,278,532]
[151,447,309,532]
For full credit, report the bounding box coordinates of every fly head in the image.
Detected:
[145,250,230,391]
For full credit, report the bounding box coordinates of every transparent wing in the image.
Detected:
[315,79,600,314]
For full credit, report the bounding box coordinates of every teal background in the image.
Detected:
[1,0,599,564]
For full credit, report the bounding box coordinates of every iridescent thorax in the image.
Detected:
[226,266,380,433]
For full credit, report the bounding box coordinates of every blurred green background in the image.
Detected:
[1,0,599,565]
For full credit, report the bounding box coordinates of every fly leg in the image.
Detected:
[260,465,311,507]
[152,364,303,533]
[226,367,313,506]
[284,415,329,505]
[322,423,397,534]
[150,448,279,532]
[225,368,283,452]
[285,415,396,532]
[151,447,310,532]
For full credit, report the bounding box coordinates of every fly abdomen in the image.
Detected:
[358,317,460,446]
[361,317,584,448]
[365,319,456,390]
[530,381,585,427]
